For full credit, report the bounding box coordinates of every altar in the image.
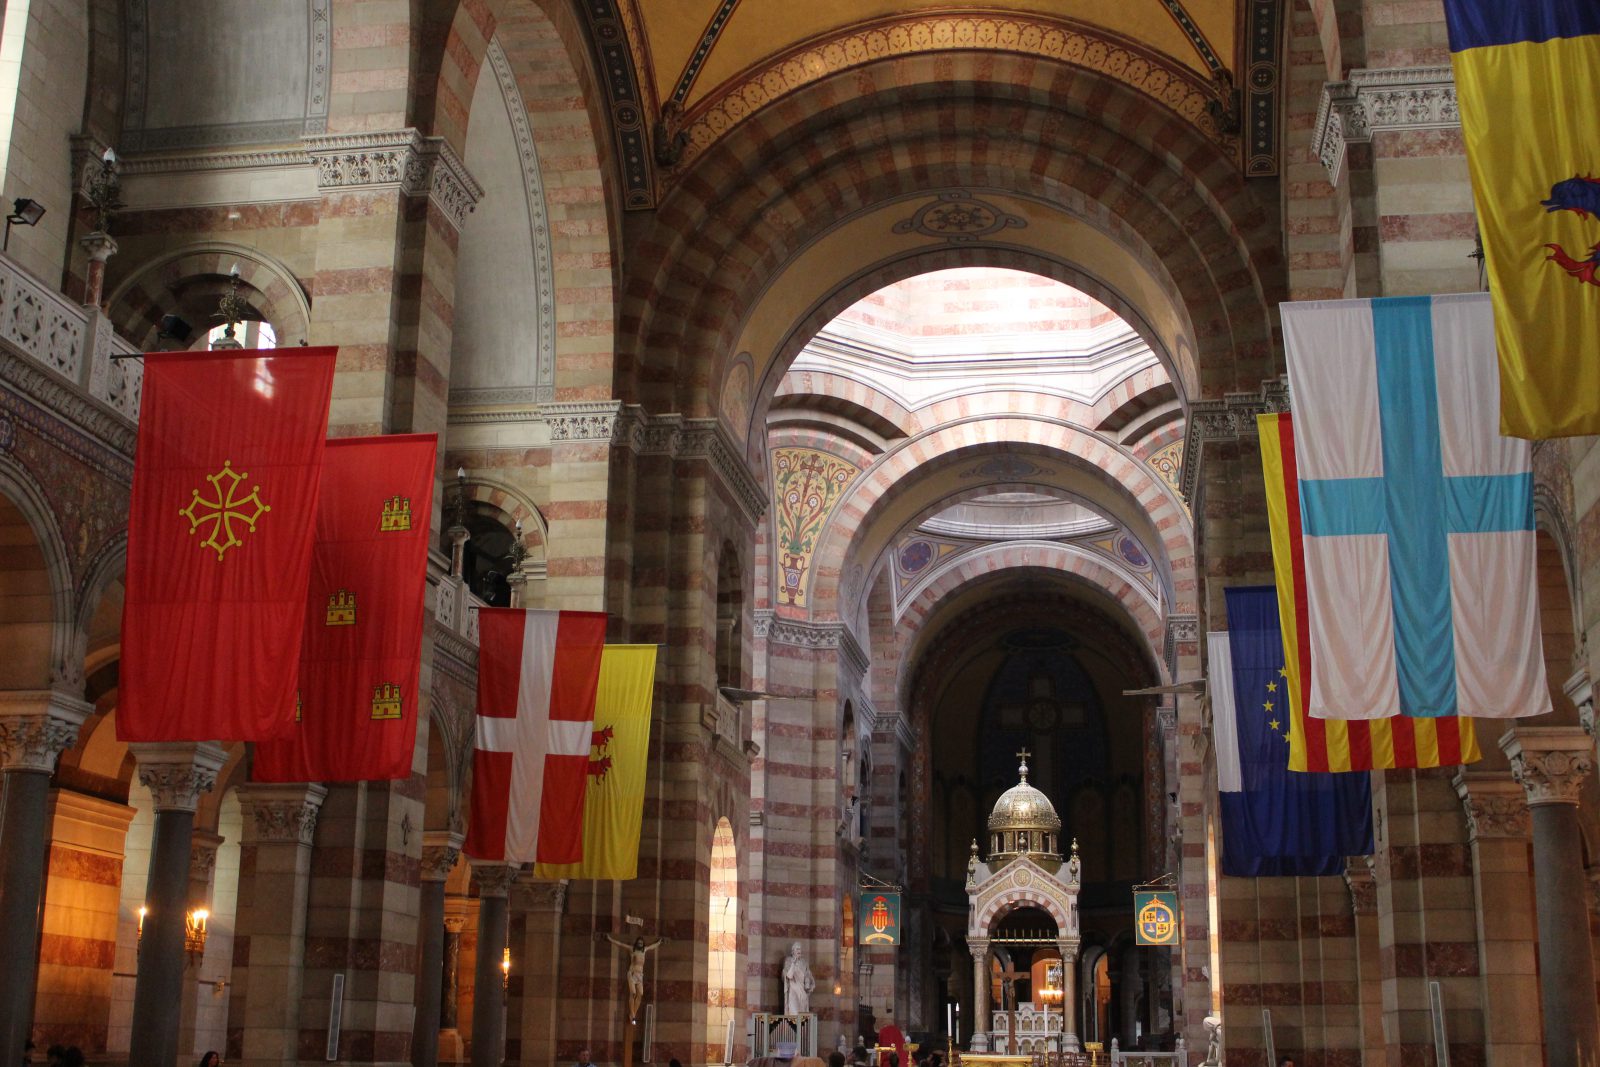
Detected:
[965,752,1082,1054]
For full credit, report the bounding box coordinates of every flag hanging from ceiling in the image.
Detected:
[534,644,659,881]
[1258,412,1482,771]
[118,347,337,743]
[1443,0,1600,438]
[252,433,437,783]
[1281,294,1550,720]
[1212,587,1372,878]
[465,608,607,865]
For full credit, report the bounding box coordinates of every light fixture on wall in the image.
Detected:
[136,905,148,948]
[3,198,44,252]
[501,946,511,990]
[184,907,209,962]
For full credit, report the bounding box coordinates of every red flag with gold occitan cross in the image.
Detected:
[118,347,336,742]
[253,433,437,782]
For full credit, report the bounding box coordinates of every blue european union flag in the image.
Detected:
[1219,587,1373,877]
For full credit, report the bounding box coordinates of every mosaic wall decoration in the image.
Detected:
[771,447,860,609]
[1147,441,1189,515]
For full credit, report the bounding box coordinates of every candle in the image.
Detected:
[947,1004,953,1036]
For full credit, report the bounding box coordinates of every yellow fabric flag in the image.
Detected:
[534,644,657,881]
[1445,3,1600,437]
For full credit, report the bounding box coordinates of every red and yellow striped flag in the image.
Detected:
[1259,412,1482,771]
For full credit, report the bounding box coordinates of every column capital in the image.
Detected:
[512,871,568,912]
[1453,770,1531,840]
[966,935,991,955]
[421,829,465,883]
[1055,937,1081,962]
[79,231,119,263]
[1500,726,1595,808]
[236,782,328,845]
[1567,669,1595,737]
[470,860,520,897]
[1344,857,1377,915]
[0,689,92,773]
[190,830,224,882]
[130,742,227,812]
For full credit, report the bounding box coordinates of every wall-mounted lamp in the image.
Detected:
[184,907,209,962]
[136,905,147,947]
[4,198,45,252]
[501,946,511,990]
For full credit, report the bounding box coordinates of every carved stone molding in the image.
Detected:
[1313,66,1458,185]
[190,836,221,882]
[1453,772,1531,841]
[0,690,92,774]
[540,399,626,443]
[303,129,483,231]
[129,742,226,813]
[1501,727,1596,808]
[471,861,521,898]
[1179,377,1289,505]
[422,829,465,883]
[0,335,138,463]
[678,418,767,526]
[237,783,328,845]
[762,615,871,684]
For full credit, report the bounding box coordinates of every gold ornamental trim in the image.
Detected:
[674,13,1226,175]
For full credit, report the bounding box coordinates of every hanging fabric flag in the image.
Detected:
[1442,0,1600,438]
[1212,587,1372,877]
[1258,412,1482,771]
[534,644,658,880]
[252,433,437,783]
[119,347,337,743]
[1281,294,1550,720]
[465,608,608,865]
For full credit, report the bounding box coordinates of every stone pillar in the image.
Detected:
[1055,941,1081,1052]
[968,938,990,1052]
[510,878,566,1067]
[128,742,226,1067]
[0,690,91,1062]
[1118,943,1140,1049]
[79,231,117,308]
[413,831,463,1067]
[179,832,223,1059]
[233,783,325,1067]
[1502,727,1599,1067]
[1343,861,1384,1067]
[469,863,518,1067]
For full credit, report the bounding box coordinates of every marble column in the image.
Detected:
[128,742,226,1067]
[0,690,90,1063]
[469,863,518,1067]
[1454,771,1538,1067]
[79,231,118,308]
[413,831,462,1067]
[1055,940,1081,1052]
[234,783,325,1067]
[967,937,990,1052]
[509,877,567,1067]
[1501,727,1598,1067]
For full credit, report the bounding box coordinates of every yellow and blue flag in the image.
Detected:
[1444,1,1600,438]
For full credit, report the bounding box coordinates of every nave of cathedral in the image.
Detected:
[0,2,1596,1067]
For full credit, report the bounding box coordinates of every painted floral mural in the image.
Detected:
[771,447,859,609]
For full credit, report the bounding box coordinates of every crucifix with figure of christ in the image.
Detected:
[995,958,1031,1055]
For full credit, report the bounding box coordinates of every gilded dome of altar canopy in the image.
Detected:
[986,752,1063,860]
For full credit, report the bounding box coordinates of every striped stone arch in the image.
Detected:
[895,542,1165,658]
[806,417,1195,622]
[621,53,1282,415]
[973,877,1072,937]
[771,371,921,439]
[0,451,79,690]
[424,0,615,400]
[105,243,312,351]
[459,477,548,547]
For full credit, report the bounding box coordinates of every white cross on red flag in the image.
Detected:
[464,608,607,864]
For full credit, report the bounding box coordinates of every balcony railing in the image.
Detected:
[0,251,142,423]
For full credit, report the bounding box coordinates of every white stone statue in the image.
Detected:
[1202,1014,1222,1066]
[782,940,816,1014]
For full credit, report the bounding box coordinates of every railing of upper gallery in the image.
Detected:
[0,250,142,422]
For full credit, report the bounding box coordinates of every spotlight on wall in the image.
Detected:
[157,314,193,348]
[4,198,45,251]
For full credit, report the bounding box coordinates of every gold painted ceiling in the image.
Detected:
[630,0,1238,113]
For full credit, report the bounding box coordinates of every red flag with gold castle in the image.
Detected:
[118,347,337,742]
[253,434,436,782]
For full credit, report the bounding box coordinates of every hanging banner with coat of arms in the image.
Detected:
[859,892,901,945]
[1134,890,1180,946]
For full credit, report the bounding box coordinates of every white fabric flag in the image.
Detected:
[1281,293,1549,720]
